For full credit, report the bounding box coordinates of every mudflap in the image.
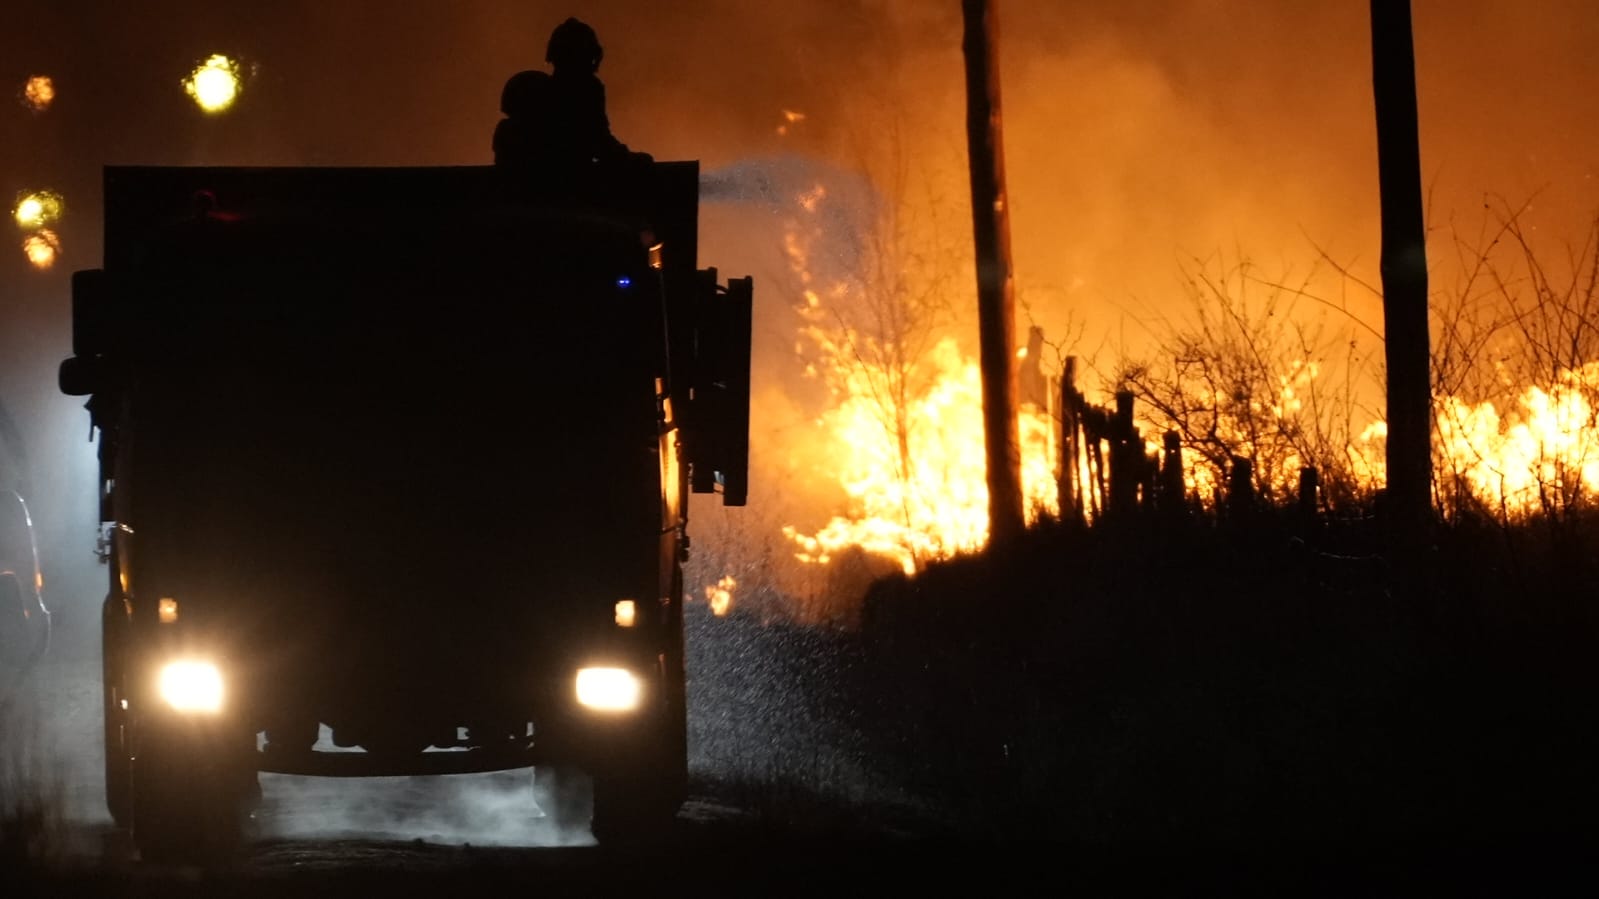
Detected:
[587,718,689,845]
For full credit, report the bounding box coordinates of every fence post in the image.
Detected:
[1298,465,1320,519]
[1160,429,1186,517]
[1227,455,1255,523]
[1058,357,1082,526]
[1109,390,1138,519]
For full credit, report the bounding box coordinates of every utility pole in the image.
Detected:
[962,0,1025,547]
[1370,0,1433,553]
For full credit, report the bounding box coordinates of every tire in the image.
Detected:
[130,732,249,866]
[590,761,680,846]
[101,599,130,828]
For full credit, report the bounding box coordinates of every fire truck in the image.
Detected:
[58,162,752,862]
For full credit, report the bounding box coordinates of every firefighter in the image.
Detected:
[1018,324,1049,410]
[540,16,651,167]
[492,69,554,167]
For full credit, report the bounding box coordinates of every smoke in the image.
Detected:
[256,769,594,848]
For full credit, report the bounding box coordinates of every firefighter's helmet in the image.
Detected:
[500,69,551,118]
[546,17,603,72]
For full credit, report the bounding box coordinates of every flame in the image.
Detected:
[783,339,1058,575]
[1429,363,1599,515]
[22,230,60,269]
[184,54,243,113]
[704,575,735,617]
[20,75,54,113]
[13,190,63,230]
[778,179,1057,575]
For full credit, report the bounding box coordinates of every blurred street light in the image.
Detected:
[22,230,60,269]
[184,54,243,113]
[20,75,55,113]
[13,191,64,230]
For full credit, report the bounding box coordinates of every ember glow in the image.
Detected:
[776,109,806,137]
[705,575,735,617]
[22,229,60,269]
[20,75,54,112]
[183,54,242,113]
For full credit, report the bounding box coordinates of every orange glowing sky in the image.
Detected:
[5,2,1594,302]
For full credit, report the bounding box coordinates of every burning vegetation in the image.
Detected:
[696,181,1599,620]
[764,160,1057,581]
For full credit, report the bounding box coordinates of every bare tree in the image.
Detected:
[1114,254,1379,513]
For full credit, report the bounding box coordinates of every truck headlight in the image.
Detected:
[575,667,641,713]
[157,660,224,713]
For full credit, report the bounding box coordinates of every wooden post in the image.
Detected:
[1087,414,1105,523]
[1298,465,1320,519]
[1370,0,1433,551]
[1160,430,1185,516]
[962,0,1025,547]
[1227,455,1255,523]
[1109,390,1138,519]
[1058,357,1081,525]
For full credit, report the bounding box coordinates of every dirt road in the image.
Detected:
[3,612,951,895]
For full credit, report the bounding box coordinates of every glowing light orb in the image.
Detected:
[13,191,63,230]
[22,230,60,269]
[183,54,242,113]
[20,76,54,112]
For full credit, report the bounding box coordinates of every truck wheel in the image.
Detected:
[589,766,679,845]
[101,602,130,828]
[102,672,130,827]
[130,741,248,865]
[532,765,591,834]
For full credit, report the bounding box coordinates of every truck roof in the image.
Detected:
[102,163,700,279]
[89,163,702,363]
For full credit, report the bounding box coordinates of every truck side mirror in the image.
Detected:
[59,356,100,397]
[716,276,752,507]
[686,272,752,507]
[72,269,112,358]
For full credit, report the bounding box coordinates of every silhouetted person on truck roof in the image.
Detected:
[492,70,555,167]
[493,17,652,170]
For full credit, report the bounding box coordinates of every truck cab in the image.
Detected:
[59,162,751,861]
